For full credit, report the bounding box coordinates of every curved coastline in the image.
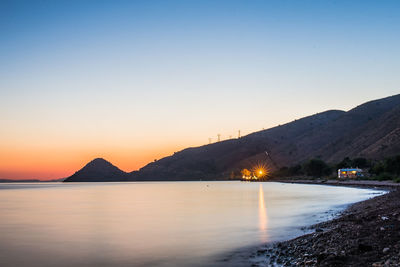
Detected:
[223,181,399,267]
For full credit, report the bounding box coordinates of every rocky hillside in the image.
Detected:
[64,94,400,182]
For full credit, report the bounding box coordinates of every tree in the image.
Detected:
[288,164,303,176]
[303,159,332,177]
[352,157,369,168]
[370,161,385,175]
[384,155,400,175]
[336,157,352,169]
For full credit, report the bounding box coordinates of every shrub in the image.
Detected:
[384,155,400,175]
[303,159,332,177]
[393,177,400,183]
[377,173,393,181]
[352,157,370,168]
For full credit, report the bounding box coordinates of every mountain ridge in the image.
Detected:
[64,94,400,182]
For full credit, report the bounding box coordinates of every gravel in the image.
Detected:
[250,189,400,266]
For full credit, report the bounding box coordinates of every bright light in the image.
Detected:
[242,163,269,180]
[252,163,268,179]
[255,168,266,178]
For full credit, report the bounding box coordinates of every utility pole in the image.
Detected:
[217,134,221,142]
[265,151,279,169]
[238,130,241,139]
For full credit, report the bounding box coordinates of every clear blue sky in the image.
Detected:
[1,0,399,179]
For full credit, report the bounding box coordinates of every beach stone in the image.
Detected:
[358,243,373,252]
[383,247,390,254]
[315,228,323,233]
[316,253,327,263]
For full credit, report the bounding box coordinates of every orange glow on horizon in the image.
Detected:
[0,144,185,180]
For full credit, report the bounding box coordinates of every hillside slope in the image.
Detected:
[132,110,345,180]
[64,94,400,181]
[303,94,400,162]
[132,94,400,180]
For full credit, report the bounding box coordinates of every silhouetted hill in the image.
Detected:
[0,179,42,183]
[317,99,400,162]
[295,94,400,163]
[0,178,65,183]
[132,110,345,180]
[64,94,400,182]
[64,158,128,182]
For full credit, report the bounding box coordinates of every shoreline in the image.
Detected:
[256,182,400,266]
[272,179,400,190]
[224,180,400,266]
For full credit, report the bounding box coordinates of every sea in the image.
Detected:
[0,181,385,266]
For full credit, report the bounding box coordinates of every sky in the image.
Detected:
[0,0,399,180]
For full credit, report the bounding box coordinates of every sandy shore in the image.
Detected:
[223,180,400,267]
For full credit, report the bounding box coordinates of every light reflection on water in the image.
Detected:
[258,184,268,243]
[0,181,384,266]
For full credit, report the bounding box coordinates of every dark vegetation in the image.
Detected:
[271,155,400,182]
[273,159,331,178]
[369,155,400,182]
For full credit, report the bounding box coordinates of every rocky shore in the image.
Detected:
[248,187,400,266]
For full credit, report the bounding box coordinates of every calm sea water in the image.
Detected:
[0,181,384,266]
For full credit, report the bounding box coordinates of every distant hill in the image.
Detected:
[0,179,42,183]
[64,158,128,182]
[0,178,65,183]
[64,94,400,182]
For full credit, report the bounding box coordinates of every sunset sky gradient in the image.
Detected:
[1,0,399,179]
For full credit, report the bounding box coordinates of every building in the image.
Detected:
[338,168,364,179]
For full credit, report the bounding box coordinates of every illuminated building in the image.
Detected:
[337,168,364,179]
